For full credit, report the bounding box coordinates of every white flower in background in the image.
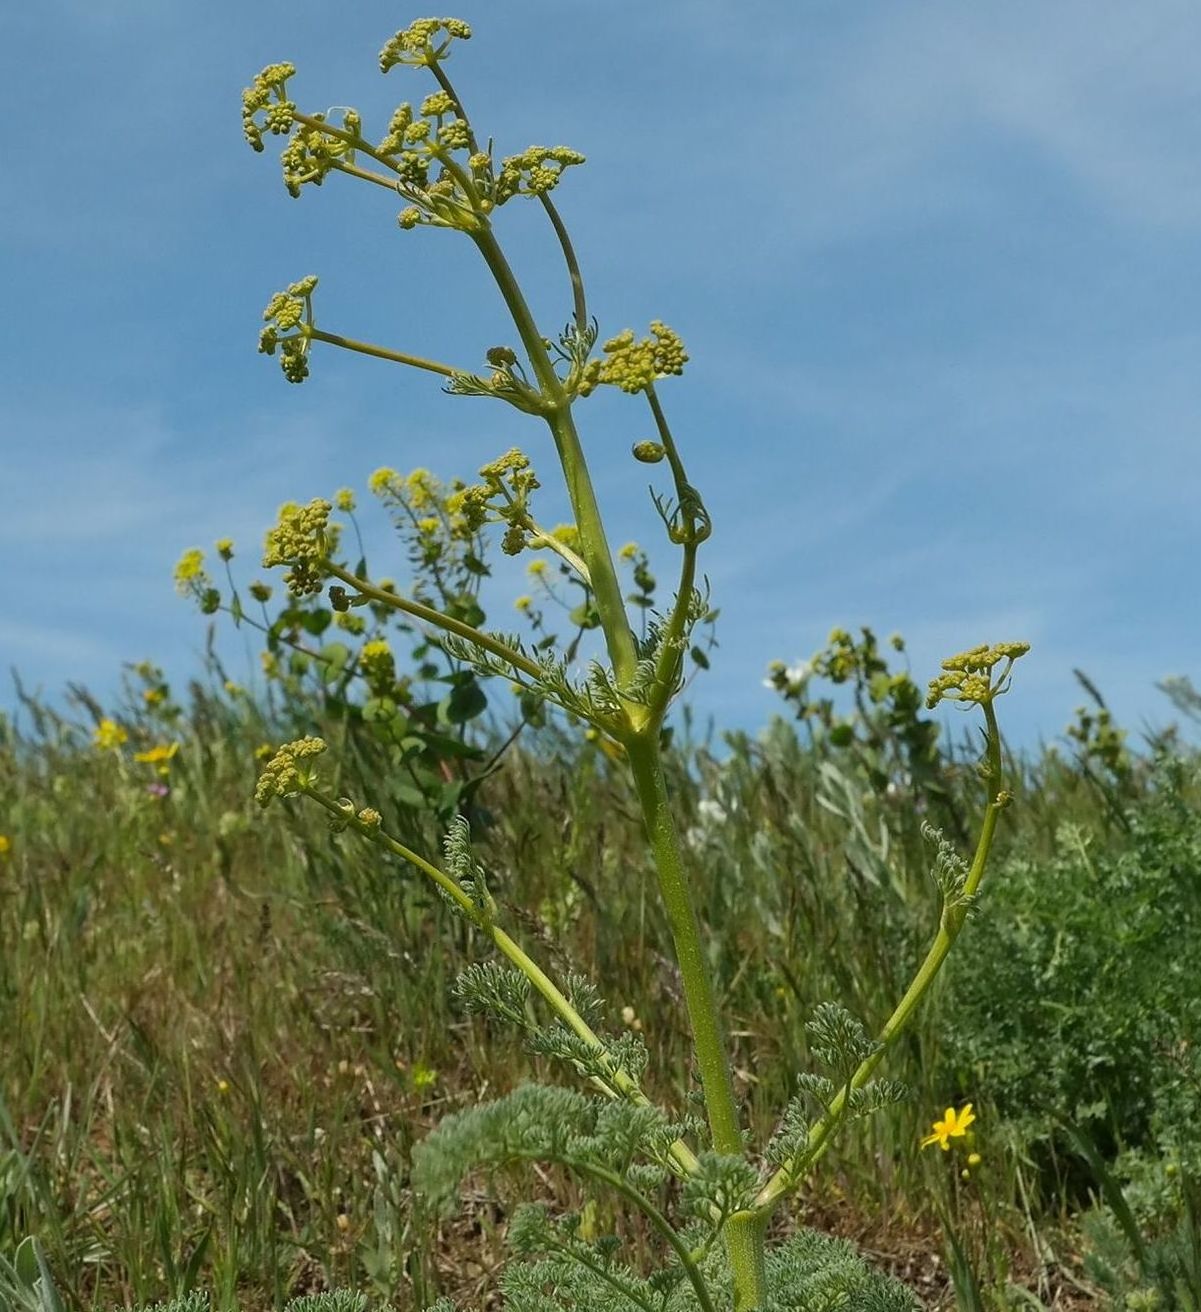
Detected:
[763,658,811,691]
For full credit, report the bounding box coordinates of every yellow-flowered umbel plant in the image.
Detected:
[218,19,1032,1311]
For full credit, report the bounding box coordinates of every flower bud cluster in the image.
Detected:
[259,276,318,382]
[254,736,327,807]
[580,322,688,396]
[279,113,359,198]
[494,146,586,203]
[452,449,540,556]
[241,62,297,152]
[378,18,473,73]
[926,642,1031,710]
[263,498,333,596]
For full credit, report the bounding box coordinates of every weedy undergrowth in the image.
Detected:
[188,17,1033,1310]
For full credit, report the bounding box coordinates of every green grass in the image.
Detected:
[1,670,1197,1310]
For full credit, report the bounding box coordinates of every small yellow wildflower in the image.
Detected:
[93,718,127,750]
[334,487,356,512]
[514,595,533,612]
[619,541,639,562]
[215,538,235,561]
[134,743,179,765]
[216,1078,231,1095]
[527,559,548,578]
[921,1103,976,1151]
[0,836,10,857]
[405,468,435,508]
[142,687,164,706]
[368,467,397,495]
[550,523,580,550]
[967,1152,982,1167]
[173,548,206,592]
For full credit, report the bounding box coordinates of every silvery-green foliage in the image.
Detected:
[805,1003,881,1083]
[443,816,493,916]
[454,961,532,1027]
[680,1155,759,1226]
[422,1227,919,1311]
[410,1084,677,1215]
[526,1024,651,1089]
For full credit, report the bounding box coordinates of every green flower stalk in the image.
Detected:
[231,21,1031,1311]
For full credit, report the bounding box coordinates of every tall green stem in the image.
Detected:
[624,736,768,1312]
[470,225,638,689]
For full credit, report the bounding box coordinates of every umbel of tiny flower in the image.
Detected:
[579,322,688,396]
[926,641,1031,710]
[254,736,328,807]
[451,448,541,555]
[262,498,333,596]
[921,1102,976,1151]
[259,276,318,383]
[378,17,473,72]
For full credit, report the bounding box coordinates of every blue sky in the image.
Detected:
[4,1,1200,748]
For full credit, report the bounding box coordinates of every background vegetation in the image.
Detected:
[2,632,1198,1311]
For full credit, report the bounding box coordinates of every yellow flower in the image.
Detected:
[619,541,639,562]
[93,718,127,750]
[368,466,397,495]
[142,687,164,706]
[514,595,533,612]
[215,537,235,561]
[134,743,179,766]
[334,487,356,512]
[173,548,206,591]
[921,1103,976,1151]
[0,835,10,856]
[527,559,548,578]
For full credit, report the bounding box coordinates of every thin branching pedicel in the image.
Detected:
[230,19,1031,1311]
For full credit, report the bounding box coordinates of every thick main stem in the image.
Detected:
[625,736,768,1312]
[471,225,638,689]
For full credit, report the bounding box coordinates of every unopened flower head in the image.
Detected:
[259,277,318,382]
[379,18,472,73]
[241,62,297,152]
[263,498,333,596]
[495,145,586,204]
[926,641,1030,710]
[254,736,327,807]
[580,322,688,396]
